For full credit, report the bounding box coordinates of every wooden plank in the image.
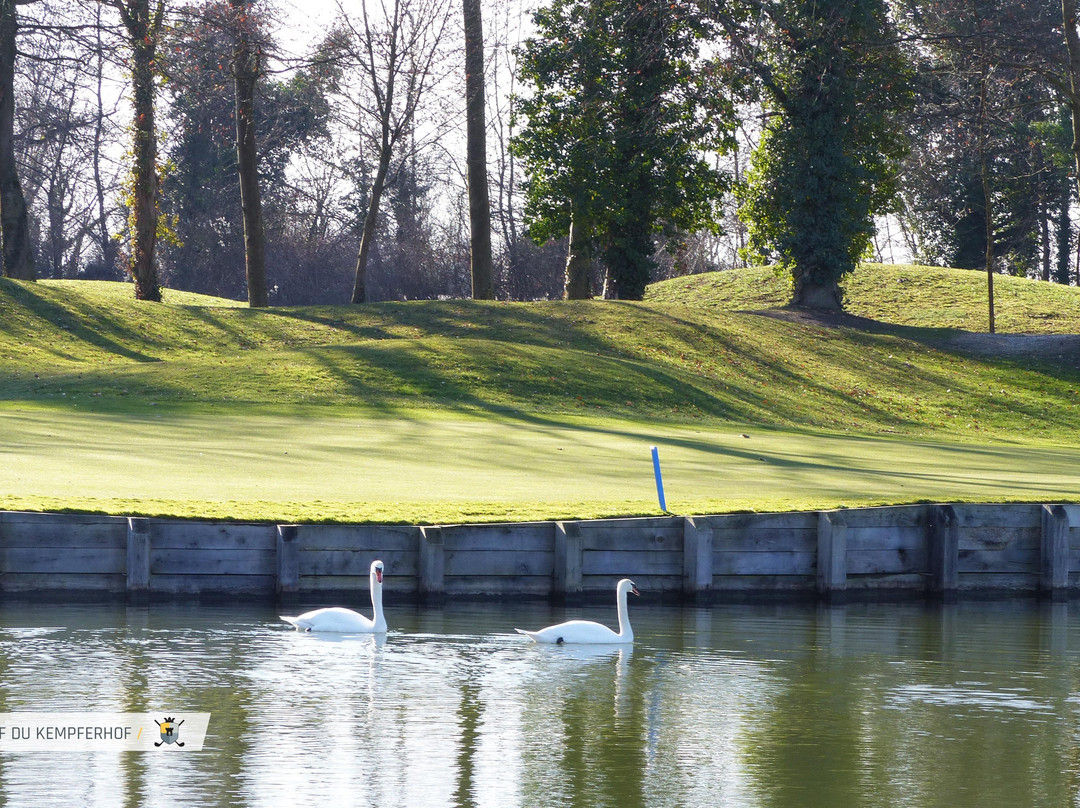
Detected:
[829,505,928,529]
[682,517,713,599]
[817,511,847,598]
[418,526,445,599]
[929,504,959,597]
[553,521,582,597]
[0,519,126,549]
[295,524,418,552]
[958,527,1040,551]
[1063,504,1080,525]
[957,548,1039,573]
[579,573,680,594]
[846,573,927,591]
[582,550,683,577]
[705,512,818,531]
[578,527,683,553]
[300,550,416,577]
[438,523,554,552]
[0,511,125,527]
[711,574,816,592]
[952,504,1042,528]
[151,522,276,551]
[713,551,816,576]
[444,550,553,577]
[299,574,419,593]
[277,525,299,596]
[711,528,817,553]
[1041,505,1070,598]
[845,526,925,552]
[577,515,683,530]
[150,549,276,576]
[957,572,1037,591]
[0,573,124,592]
[443,576,555,597]
[149,574,275,595]
[1,547,125,575]
[127,517,150,594]
[848,548,927,575]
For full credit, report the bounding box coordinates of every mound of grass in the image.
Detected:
[1,266,1078,523]
[646,263,1080,334]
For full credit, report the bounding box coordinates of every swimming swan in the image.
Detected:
[280,560,387,633]
[515,578,639,644]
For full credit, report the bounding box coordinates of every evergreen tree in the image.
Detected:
[513,0,732,300]
[725,0,909,310]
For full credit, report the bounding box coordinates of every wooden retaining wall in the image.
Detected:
[1,503,1078,602]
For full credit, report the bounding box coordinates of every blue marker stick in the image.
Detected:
[651,446,667,512]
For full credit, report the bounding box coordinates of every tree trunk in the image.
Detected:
[1064,0,1080,208]
[93,2,118,276]
[231,0,268,308]
[351,153,391,304]
[118,0,163,301]
[563,212,591,299]
[463,0,494,299]
[0,0,33,280]
[791,268,843,310]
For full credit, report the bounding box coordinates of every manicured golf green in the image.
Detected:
[1,264,1078,523]
[2,405,1078,523]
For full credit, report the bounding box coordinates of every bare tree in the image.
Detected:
[343,0,453,304]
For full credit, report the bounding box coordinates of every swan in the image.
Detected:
[280,560,387,633]
[516,578,639,644]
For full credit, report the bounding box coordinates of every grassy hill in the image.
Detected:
[1,265,1078,522]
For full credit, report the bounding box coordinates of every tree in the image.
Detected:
[514,0,732,300]
[343,0,453,304]
[726,0,909,310]
[463,0,493,299]
[160,3,332,300]
[0,0,35,279]
[112,0,165,301]
[229,0,268,307]
[893,0,1067,330]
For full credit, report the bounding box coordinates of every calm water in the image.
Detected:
[0,598,1079,807]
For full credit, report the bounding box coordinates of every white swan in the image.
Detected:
[280,560,387,633]
[516,578,639,644]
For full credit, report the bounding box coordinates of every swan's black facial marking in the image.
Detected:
[556,637,564,645]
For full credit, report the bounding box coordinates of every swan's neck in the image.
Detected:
[616,587,632,640]
[370,576,387,632]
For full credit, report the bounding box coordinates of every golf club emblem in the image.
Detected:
[155,717,185,747]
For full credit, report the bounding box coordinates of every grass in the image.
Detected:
[1,265,1079,523]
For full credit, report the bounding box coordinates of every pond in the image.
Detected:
[0,598,1078,807]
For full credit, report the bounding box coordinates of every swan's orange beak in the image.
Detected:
[631,586,640,596]
[376,569,383,583]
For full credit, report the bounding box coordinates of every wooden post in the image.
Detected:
[1040,504,1070,600]
[817,511,847,603]
[682,517,713,602]
[553,521,583,601]
[929,504,959,601]
[419,526,445,602]
[277,524,299,600]
[126,517,150,602]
